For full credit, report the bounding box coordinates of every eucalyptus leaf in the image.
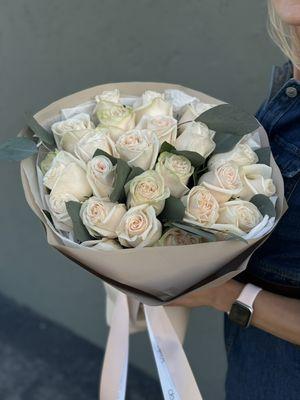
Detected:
[250,194,276,218]
[196,104,260,135]
[93,150,144,201]
[160,142,205,167]
[93,149,118,165]
[255,147,271,166]
[0,137,38,161]
[66,201,93,243]
[213,132,243,153]
[159,196,185,223]
[160,142,175,153]
[110,159,131,203]
[25,113,55,147]
[192,164,208,186]
[170,222,217,242]
[126,166,144,183]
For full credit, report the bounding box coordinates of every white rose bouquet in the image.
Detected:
[0,83,286,400]
[36,92,277,247]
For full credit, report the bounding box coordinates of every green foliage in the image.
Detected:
[66,201,93,243]
[159,197,185,223]
[93,149,144,203]
[196,104,260,153]
[0,137,38,161]
[255,147,271,166]
[160,142,205,168]
[250,194,276,218]
[25,113,56,147]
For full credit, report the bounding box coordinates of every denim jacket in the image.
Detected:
[239,62,300,295]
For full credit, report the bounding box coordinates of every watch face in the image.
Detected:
[229,302,252,328]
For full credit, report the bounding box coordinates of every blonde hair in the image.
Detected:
[267,1,300,68]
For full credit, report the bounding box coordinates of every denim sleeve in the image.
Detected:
[240,83,300,291]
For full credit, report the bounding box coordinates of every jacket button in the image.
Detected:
[285,87,298,98]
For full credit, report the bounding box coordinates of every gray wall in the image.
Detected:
[0,1,285,399]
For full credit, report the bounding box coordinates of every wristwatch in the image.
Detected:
[228,283,262,328]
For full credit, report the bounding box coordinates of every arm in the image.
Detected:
[169,280,300,345]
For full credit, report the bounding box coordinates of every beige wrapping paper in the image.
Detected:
[19,82,286,399]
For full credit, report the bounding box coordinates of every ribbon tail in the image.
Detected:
[144,305,203,400]
[99,292,129,400]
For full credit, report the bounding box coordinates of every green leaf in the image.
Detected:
[255,147,271,166]
[196,104,260,135]
[110,159,131,203]
[25,113,56,147]
[66,201,93,243]
[126,166,144,183]
[93,148,118,165]
[170,222,217,242]
[160,142,175,153]
[213,132,242,153]
[160,142,205,167]
[93,150,144,202]
[0,137,38,161]
[196,104,260,154]
[192,164,208,186]
[250,194,276,218]
[159,196,185,223]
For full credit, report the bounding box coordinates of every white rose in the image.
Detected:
[178,100,215,132]
[157,228,202,246]
[155,152,194,198]
[81,238,122,250]
[80,197,126,238]
[50,162,92,201]
[48,192,80,232]
[60,130,90,155]
[116,129,160,170]
[75,128,116,163]
[137,115,177,146]
[43,151,86,190]
[199,162,243,203]
[86,155,116,199]
[95,89,120,104]
[176,121,216,158]
[134,91,173,123]
[208,143,259,169]
[116,204,162,248]
[126,170,170,215]
[216,200,263,234]
[95,100,135,141]
[239,164,276,201]
[51,113,94,147]
[184,185,219,227]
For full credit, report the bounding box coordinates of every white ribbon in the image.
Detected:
[99,293,203,400]
[99,292,129,400]
[144,305,203,400]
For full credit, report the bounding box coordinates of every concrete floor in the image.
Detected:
[0,291,163,400]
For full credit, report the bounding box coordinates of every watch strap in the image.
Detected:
[237,283,262,308]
